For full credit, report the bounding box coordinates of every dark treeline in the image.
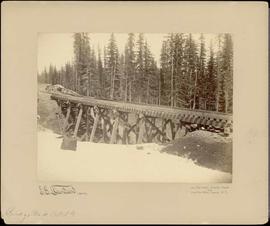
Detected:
[38,33,233,113]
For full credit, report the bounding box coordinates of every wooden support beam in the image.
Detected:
[143,117,150,143]
[101,118,109,143]
[90,112,100,142]
[151,117,156,135]
[144,117,168,142]
[137,118,145,144]
[127,124,137,135]
[161,119,170,142]
[74,107,83,137]
[146,117,155,142]
[169,120,176,140]
[119,112,129,144]
[85,107,91,141]
[55,102,64,134]
[98,109,110,143]
[122,128,128,144]
[62,106,71,135]
[110,116,119,144]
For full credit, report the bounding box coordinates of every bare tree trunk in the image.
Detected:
[192,70,198,110]
[170,55,174,107]
[75,70,78,93]
[188,70,192,109]
[125,76,128,102]
[87,68,90,96]
[225,90,228,113]
[129,81,132,102]
[110,65,116,100]
[158,73,161,105]
[146,77,150,104]
[216,35,221,112]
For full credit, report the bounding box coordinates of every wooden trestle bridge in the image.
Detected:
[51,93,233,145]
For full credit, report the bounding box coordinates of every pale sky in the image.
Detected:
[38,33,218,73]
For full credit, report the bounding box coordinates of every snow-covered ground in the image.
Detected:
[38,129,232,183]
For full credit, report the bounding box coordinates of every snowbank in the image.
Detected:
[38,130,232,183]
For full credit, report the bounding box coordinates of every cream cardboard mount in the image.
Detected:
[1,1,268,224]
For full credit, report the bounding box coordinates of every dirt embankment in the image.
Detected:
[160,131,232,173]
[38,83,62,133]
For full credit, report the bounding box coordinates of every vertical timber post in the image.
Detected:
[122,113,129,144]
[74,104,83,138]
[161,119,169,142]
[100,109,109,143]
[62,102,71,135]
[170,120,176,140]
[56,100,63,134]
[110,110,119,144]
[137,113,145,144]
[90,106,100,142]
[85,107,91,141]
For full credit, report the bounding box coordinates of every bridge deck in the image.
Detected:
[51,93,233,128]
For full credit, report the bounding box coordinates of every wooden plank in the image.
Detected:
[74,107,83,137]
[89,113,100,142]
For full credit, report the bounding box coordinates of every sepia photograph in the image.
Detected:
[37,33,233,183]
[3,1,268,224]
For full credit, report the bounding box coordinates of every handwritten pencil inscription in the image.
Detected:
[5,207,75,223]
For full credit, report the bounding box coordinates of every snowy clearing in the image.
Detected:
[38,130,232,183]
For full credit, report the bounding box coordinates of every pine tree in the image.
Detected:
[215,34,223,112]
[221,33,233,113]
[73,32,91,95]
[59,66,65,87]
[105,33,120,100]
[88,47,98,97]
[119,54,126,101]
[135,33,145,103]
[124,33,136,102]
[196,34,207,109]
[144,41,151,103]
[160,39,171,106]
[40,32,232,114]
[205,42,217,111]
[97,47,104,98]
[160,33,186,107]
[64,62,74,90]
[173,33,185,107]
[182,34,198,109]
[168,34,175,107]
